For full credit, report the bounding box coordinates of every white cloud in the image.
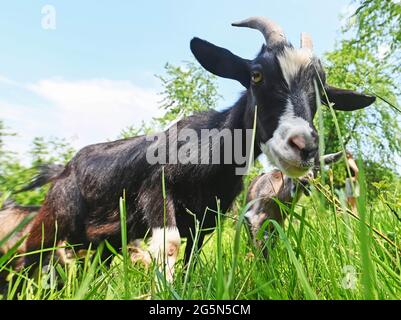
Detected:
[0,77,163,157]
[0,75,18,86]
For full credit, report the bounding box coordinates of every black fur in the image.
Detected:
[14,164,65,194]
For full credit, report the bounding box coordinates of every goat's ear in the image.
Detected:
[190,37,250,88]
[322,85,376,111]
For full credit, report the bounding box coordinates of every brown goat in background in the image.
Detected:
[246,152,343,256]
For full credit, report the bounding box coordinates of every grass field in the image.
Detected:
[1,162,400,300]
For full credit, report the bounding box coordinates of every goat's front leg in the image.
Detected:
[140,192,181,282]
[149,227,181,283]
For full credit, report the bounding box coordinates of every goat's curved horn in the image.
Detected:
[232,16,286,47]
[301,32,313,50]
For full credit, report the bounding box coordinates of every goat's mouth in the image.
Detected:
[263,143,313,178]
[276,157,312,178]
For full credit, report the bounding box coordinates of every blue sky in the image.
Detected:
[0,0,352,157]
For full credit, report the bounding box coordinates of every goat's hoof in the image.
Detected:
[130,247,152,267]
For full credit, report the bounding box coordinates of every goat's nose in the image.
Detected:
[289,135,306,151]
[288,134,318,160]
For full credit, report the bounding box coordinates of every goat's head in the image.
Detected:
[190,16,375,178]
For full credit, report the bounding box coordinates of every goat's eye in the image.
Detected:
[251,71,263,84]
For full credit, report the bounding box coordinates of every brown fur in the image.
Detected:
[23,204,58,267]
[246,170,305,255]
[86,222,120,241]
[0,207,37,255]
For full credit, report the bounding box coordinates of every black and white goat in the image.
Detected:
[6,17,375,280]
[245,152,343,256]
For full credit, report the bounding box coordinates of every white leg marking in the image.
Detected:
[149,227,181,282]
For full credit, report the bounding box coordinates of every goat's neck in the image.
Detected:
[220,93,263,159]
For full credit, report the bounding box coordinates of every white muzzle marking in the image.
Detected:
[261,107,315,178]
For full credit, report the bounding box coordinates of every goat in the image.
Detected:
[245,152,343,256]
[9,17,375,281]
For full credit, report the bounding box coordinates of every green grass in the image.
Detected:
[1,173,401,300]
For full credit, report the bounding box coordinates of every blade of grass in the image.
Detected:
[356,154,377,299]
[270,220,318,300]
[119,192,129,299]
[73,242,104,300]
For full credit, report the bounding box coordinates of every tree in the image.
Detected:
[352,0,401,83]
[0,120,16,157]
[323,41,400,163]
[120,61,220,138]
[119,121,154,139]
[0,125,75,205]
[30,136,75,166]
[155,61,220,126]
[320,0,401,192]
[0,120,21,196]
